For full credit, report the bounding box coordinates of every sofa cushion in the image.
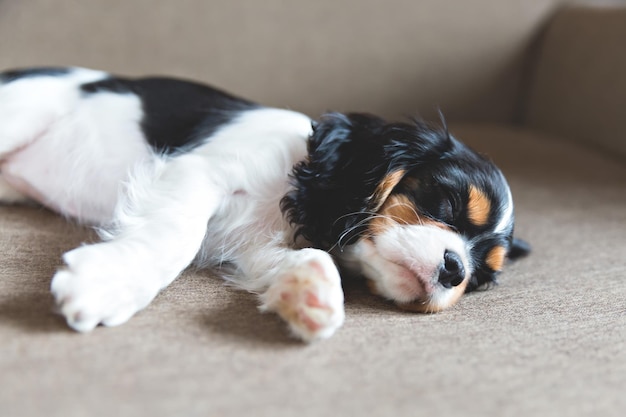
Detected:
[0,0,564,123]
[1,125,624,416]
[525,6,626,159]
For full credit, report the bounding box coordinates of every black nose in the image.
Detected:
[438,250,466,288]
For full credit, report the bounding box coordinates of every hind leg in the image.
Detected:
[0,79,70,157]
[0,80,62,206]
[0,86,51,206]
[0,69,107,209]
[0,69,107,157]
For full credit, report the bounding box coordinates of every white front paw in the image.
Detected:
[262,254,345,342]
[51,245,159,332]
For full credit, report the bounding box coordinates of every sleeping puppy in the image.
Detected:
[0,67,529,341]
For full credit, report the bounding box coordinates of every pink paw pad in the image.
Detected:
[263,255,345,341]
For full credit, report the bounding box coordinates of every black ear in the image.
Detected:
[282,112,458,249]
[281,112,390,248]
[507,237,531,260]
[305,113,357,181]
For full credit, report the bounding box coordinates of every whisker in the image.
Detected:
[384,201,424,225]
[329,200,430,252]
[330,213,392,251]
[331,216,381,251]
[330,211,412,252]
[331,210,381,226]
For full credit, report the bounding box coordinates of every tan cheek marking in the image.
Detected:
[468,185,491,226]
[370,170,406,212]
[486,246,507,271]
[369,194,450,236]
[370,194,420,235]
[380,194,422,225]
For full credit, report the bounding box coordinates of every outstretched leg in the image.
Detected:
[234,245,345,342]
[51,154,223,331]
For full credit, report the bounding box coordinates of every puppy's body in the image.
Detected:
[0,67,527,341]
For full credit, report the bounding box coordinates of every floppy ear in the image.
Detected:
[507,237,531,260]
[281,112,456,249]
[281,112,391,247]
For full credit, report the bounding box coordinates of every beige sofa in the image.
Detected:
[1,1,624,416]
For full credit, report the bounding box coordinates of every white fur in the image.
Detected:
[0,68,471,341]
[0,69,348,341]
[341,225,470,309]
[0,68,150,222]
[494,172,514,234]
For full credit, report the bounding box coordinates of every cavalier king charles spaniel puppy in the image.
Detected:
[0,67,529,341]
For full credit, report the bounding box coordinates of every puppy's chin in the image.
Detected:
[394,279,468,313]
[339,225,471,313]
[366,268,468,313]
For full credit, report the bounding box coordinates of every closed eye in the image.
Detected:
[440,192,462,225]
[440,199,454,222]
[420,194,458,226]
[411,181,461,226]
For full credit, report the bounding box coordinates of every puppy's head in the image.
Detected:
[282,113,529,312]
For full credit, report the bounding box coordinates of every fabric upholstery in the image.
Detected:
[525,6,626,159]
[0,0,564,123]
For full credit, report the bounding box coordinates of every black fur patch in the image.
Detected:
[0,67,71,83]
[80,76,258,154]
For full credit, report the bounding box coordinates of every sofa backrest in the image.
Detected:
[0,0,572,123]
[524,5,626,159]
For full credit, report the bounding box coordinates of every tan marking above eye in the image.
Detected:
[370,170,406,212]
[467,185,491,226]
[486,246,507,271]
